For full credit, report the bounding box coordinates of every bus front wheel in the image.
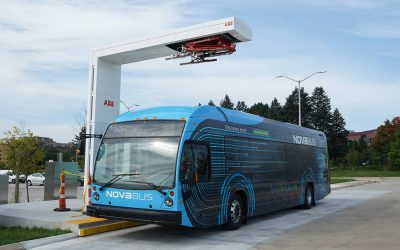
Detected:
[302,184,314,209]
[225,193,243,230]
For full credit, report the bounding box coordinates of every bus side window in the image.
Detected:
[192,144,210,183]
[180,142,210,184]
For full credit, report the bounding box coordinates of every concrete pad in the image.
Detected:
[0,177,383,244]
[0,199,143,236]
[0,199,86,232]
[252,178,400,250]
[30,179,398,250]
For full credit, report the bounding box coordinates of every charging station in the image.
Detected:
[84,17,252,208]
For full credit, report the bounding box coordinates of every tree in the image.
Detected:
[73,126,86,156]
[39,142,58,162]
[248,102,269,118]
[388,130,400,170]
[309,87,332,134]
[371,117,400,166]
[0,160,5,170]
[72,126,86,168]
[268,98,283,121]
[348,138,368,154]
[72,101,87,167]
[4,127,45,203]
[346,137,372,169]
[328,108,348,165]
[346,150,361,170]
[282,87,312,127]
[208,100,215,106]
[235,101,248,112]
[220,94,234,109]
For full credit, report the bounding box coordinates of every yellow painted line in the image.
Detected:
[78,221,144,237]
[66,217,107,225]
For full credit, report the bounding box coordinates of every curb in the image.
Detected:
[0,243,24,250]
[0,233,77,250]
[331,180,378,191]
[78,220,144,237]
[65,217,144,237]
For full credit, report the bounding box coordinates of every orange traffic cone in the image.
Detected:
[87,174,92,206]
[54,170,71,212]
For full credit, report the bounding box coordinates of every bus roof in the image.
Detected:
[115,105,262,124]
[115,105,324,137]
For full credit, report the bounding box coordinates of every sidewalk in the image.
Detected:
[0,199,143,237]
[0,199,87,232]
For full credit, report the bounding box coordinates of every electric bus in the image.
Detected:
[86,106,330,229]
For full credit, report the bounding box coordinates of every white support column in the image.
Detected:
[84,58,121,207]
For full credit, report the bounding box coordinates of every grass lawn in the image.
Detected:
[0,226,70,246]
[330,169,400,178]
[330,178,356,184]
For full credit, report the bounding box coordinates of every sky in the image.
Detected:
[0,0,399,143]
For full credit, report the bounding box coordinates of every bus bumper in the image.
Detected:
[86,204,182,225]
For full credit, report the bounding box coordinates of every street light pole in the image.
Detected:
[298,80,301,126]
[275,71,326,127]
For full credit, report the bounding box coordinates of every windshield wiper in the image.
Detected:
[126,180,167,196]
[98,173,141,191]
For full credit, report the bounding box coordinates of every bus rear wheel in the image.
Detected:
[225,193,243,230]
[302,184,314,209]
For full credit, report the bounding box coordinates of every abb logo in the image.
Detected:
[224,21,233,27]
[104,99,114,107]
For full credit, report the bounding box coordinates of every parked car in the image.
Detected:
[0,170,9,175]
[27,173,45,186]
[3,170,26,183]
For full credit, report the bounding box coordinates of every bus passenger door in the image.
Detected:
[179,141,212,227]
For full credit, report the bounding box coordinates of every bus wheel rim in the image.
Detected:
[230,200,241,224]
[307,189,312,205]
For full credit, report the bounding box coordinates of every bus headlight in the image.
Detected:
[165,197,173,207]
[94,192,100,201]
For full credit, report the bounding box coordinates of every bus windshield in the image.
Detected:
[93,120,185,190]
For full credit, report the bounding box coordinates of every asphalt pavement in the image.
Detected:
[29,178,400,250]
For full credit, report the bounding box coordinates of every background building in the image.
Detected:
[36,137,75,153]
[347,129,378,145]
